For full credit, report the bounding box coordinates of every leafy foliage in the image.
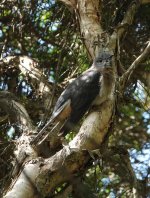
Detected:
[0,0,150,197]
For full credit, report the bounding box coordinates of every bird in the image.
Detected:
[31,52,114,145]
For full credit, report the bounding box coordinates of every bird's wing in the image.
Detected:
[68,69,100,123]
[30,69,101,144]
[52,69,100,122]
[51,98,71,121]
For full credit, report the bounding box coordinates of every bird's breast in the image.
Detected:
[92,76,113,106]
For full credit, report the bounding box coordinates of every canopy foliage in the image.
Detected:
[0,0,150,197]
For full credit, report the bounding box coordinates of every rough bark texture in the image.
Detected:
[3,0,150,197]
[0,91,35,133]
[75,0,103,58]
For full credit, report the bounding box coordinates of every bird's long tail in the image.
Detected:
[30,117,55,145]
[30,99,71,145]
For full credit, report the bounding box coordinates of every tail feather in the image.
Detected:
[30,99,72,145]
[30,117,54,145]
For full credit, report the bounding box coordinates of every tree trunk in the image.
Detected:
[3,0,150,197]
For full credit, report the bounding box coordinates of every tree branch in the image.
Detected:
[109,1,140,50]
[59,0,103,58]
[4,93,115,198]
[0,91,35,133]
[0,56,53,110]
[117,1,140,39]
[0,91,38,181]
[120,41,150,90]
[59,0,76,9]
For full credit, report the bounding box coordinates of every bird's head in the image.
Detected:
[93,52,113,73]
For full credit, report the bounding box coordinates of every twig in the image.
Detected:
[120,41,150,90]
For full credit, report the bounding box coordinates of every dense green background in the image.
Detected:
[0,1,149,197]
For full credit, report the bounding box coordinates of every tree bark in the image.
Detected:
[3,0,150,197]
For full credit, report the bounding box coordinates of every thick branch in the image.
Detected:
[109,1,140,50]
[70,100,114,149]
[0,91,35,132]
[0,91,37,180]
[117,2,139,39]
[59,0,103,58]
[4,97,115,197]
[75,0,103,58]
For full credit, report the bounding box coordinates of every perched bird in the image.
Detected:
[31,52,114,145]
